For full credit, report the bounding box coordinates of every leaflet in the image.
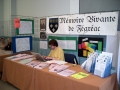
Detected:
[49,64,59,70]
[6,56,17,60]
[49,65,69,73]
[34,62,49,69]
[11,57,23,61]
[84,52,98,73]
[19,59,32,64]
[71,72,89,79]
[11,54,34,61]
[26,61,40,67]
[94,52,113,78]
[46,60,67,65]
[57,69,76,77]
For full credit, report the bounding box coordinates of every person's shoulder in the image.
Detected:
[57,46,63,51]
[57,46,61,49]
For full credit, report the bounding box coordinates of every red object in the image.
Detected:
[78,44,81,49]
[14,18,20,28]
[81,42,86,49]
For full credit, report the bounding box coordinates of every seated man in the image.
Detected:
[4,38,12,51]
[0,38,6,49]
[43,39,65,61]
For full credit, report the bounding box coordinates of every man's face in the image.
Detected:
[49,45,56,50]
[1,39,5,43]
[7,38,11,43]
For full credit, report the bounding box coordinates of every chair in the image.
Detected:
[64,53,78,64]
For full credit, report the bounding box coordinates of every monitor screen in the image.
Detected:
[12,36,32,53]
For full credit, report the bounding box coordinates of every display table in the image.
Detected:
[34,65,118,90]
[2,59,34,90]
[0,50,12,72]
[0,50,12,55]
[2,58,118,90]
[0,51,32,72]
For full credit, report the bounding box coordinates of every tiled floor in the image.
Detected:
[0,80,19,90]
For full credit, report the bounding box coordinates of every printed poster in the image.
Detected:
[78,37,103,57]
[40,18,46,31]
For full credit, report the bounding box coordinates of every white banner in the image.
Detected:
[47,12,119,35]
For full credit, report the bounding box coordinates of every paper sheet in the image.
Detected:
[71,72,89,79]
[57,69,76,77]
[94,52,113,78]
[34,62,49,69]
[19,59,32,64]
[49,65,69,73]
[26,61,40,67]
[16,38,30,52]
[40,41,47,49]
[19,21,32,34]
[6,56,17,60]
[46,60,67,65]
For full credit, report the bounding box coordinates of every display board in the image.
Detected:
[12,36,32,53]
[78,37,103,57]
[16,19,34,35]
[48,36,77,51]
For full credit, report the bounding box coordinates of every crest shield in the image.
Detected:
[49,18,59,33]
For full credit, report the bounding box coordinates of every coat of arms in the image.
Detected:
[49,18,59,33]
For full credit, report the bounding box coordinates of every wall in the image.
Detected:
[106,36,118,69]
[70,0,79,14]
[80,0,120,14]
[0,0,4,21]
[4,0,11,21]
[0,0,4,36]
[16,0,70,17]
[11,0,16,15]
[3,0,11,36]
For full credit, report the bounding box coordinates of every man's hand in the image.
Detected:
[41,55,46,58]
